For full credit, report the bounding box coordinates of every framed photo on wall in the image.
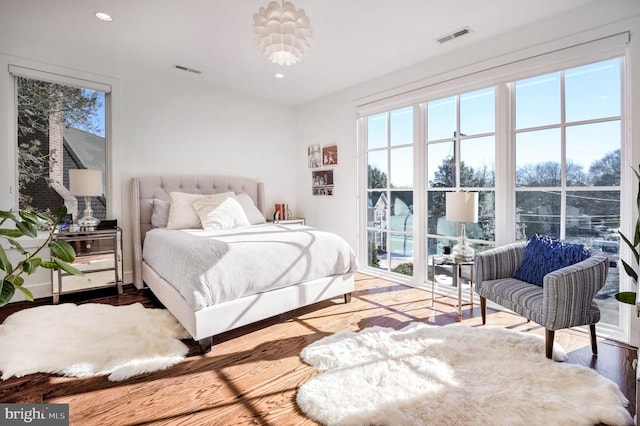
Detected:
[308,144,321,168]
[312,170,334,196]
[322,145,338,166]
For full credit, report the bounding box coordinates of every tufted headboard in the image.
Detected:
[131,175,265,288]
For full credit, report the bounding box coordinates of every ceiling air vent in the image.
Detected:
[436,27,472,44]
[174,64,202,74]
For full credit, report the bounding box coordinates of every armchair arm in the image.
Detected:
[542,249,609,330]
[474,242,527,283]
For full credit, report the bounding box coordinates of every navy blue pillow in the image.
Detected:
[513,234,590,286]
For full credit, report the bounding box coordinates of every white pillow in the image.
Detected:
[235,193,266,224]
[166,192,234,230]
[192,196,250,230]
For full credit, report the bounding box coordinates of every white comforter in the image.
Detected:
[143,224,357,310]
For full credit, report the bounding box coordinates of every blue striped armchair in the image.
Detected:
[474,242,609,359]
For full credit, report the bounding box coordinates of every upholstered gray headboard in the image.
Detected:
[131,175,265,289]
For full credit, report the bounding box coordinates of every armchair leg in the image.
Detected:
[480,296,486,325]
[545,329,555,359]
[589,324,598,356]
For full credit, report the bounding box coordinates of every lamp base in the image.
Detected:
[78,196,100,231]
[452,243,475,262]
[78,216,100,231]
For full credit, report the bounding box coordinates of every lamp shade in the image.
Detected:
[446,191,478,223]
[69,169,102,196]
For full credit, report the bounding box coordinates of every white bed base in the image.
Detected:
[131,175,354,352]
[143,262,353,350]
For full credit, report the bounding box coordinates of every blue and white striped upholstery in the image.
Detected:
[474,242,608,331]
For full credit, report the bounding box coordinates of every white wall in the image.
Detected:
[0,37,297,298]
[294,0,640,344]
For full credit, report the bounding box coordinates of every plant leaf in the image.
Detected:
[0,211,18,221]
[619,230,640,265]
[48,240,76,263]
[0,229,24,238]
[21,258,42,275]
[15,221,37,238]
[19,210,41,225]
[53,258,83,276]
[7,238,27,255]
[14,284,34,301]
[40,260,58,269]
[4,274,24,287]
[615,291,637,305]
[53,206,68,224]
[0,280,16,307]
[620,260,639,283]
[0,245,12,273]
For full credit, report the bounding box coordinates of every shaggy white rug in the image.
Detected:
[297,323,632,426]
[0,302,189,381]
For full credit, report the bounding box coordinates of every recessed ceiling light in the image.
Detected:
[95,12,113,22]
[275,73,285,79]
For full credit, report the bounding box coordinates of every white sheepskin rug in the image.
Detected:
[0,302,189,381]
[297,322,632,426]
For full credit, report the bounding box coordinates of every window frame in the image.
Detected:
[7,64,113,217]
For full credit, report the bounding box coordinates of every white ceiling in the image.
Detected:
[0,0,601,105]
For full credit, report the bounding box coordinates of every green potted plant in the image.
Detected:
[0,206,82,307]
[615,164,640,305]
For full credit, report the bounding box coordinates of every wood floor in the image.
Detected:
[0,273,636,425]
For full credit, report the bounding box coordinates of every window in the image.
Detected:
[513,58,622,327]
[11,67,109,221]
[426,87,496,258]
[367,106,414,276]
[358,51,626,340]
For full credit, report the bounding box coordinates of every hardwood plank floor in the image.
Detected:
[0,273,636,425]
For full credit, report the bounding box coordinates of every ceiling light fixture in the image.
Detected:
[95,12,113,22]
[275,73,285,79]
[253,1,312,66]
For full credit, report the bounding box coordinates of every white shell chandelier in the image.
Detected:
[253,1,312,66]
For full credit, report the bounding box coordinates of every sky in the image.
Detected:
[368,57,621,188]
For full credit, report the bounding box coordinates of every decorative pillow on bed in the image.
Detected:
[166,191,234,230]
[150,199,170,228]
[235,193,266,224]
[513,234,590,286]
[192,195,250,230]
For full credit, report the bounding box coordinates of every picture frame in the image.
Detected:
[322,145,338,166]
[58,213,73,233]
[312,170,334,196]
[308,144,321,168]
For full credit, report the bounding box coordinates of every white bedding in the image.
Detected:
[142,223,357,311]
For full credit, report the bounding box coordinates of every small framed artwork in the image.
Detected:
[58,214,73,233]
[308,144,321,168]
[312,170,334,196]
[322,145,338,166]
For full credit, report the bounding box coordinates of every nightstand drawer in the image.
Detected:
[68,237,115,256]
[65,255,115,275]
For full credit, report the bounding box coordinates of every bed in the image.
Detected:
[131,175,355,352]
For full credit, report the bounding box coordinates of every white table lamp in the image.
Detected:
[446,191,479,261]
[69,169,103,230]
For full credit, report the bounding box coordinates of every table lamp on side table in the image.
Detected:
[69,169,102,231]
[446,191,478,262]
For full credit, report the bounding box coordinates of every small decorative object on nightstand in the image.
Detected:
[268,217,305,225]
[51,227,123,304]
